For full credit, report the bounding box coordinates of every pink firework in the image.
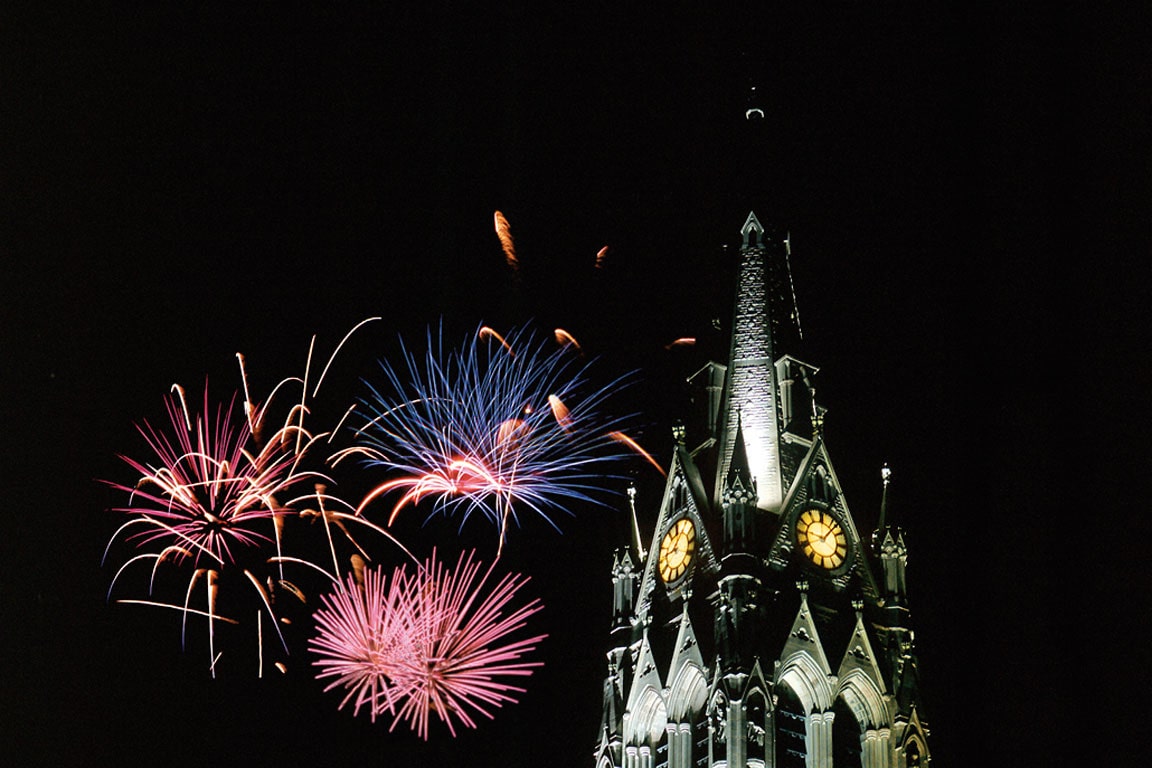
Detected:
[309,559,420,721]
[309,550,545,738]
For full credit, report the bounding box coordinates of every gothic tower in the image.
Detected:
[593,207,933,767]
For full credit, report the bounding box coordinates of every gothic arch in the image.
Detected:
[806,464,837,505]
[628,685,668,747]
[667,661,708,722]
[901,723,929,767]
[777,650,834,714]
[836,669,888,731]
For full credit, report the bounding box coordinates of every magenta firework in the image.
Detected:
[309,550,545,738]
[343,324,638,551]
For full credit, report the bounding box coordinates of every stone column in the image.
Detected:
[765,705,776,766]
[678,722,692,768]
[807,711,834,768]
[862,729,881,768]
[728,700,746,768]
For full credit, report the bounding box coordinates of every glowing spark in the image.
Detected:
[664,337,697,349]
[553,328,581,351]
[493,210,517,271]
[607,430,666,477]
[547,394,571,430]
[312,316,381,398]
[595,245,609,269]
[478,326,513,354]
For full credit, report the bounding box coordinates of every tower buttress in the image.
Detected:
[874,466,909,608]
[721,415,760,557]
[611,548,639,633]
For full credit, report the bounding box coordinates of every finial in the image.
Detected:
[672,421,686,444]
[740,211,765,247]
[628,482,646,563]
[874,464,893,549]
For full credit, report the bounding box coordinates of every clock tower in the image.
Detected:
[591,207,933,767]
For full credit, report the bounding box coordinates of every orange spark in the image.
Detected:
[608,431,666,477]
[554,328,582,351]
[496,418,528,447]
[494,210,517,270]
[664,337,697,350]
[548,395,571,430]
[595,245,609,269]
[478,326,513,354]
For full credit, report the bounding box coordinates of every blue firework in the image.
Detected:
[341,324,648,549]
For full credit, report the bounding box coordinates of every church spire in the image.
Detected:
[714,211,785,512]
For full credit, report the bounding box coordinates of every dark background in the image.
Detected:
[2,3,1147,766]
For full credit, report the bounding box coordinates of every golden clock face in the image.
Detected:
[796,508,848,569]
[659,518,696,583]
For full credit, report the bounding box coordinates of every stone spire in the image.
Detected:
[714,212,785,512]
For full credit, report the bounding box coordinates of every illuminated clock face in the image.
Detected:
[796,508,848,569]
[659,518,696,583]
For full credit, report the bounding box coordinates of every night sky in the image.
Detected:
[3,4,1147,767]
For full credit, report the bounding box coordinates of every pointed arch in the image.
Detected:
[777,650,834,714]
[836,668,888,731]
[627,685,668,747]
[901,720,930,767]
[667,661,709,722]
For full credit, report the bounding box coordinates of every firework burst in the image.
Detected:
[100,319,392,676]
[340,323,640,552]
[309,550,544,738]
[101,382,328,674]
